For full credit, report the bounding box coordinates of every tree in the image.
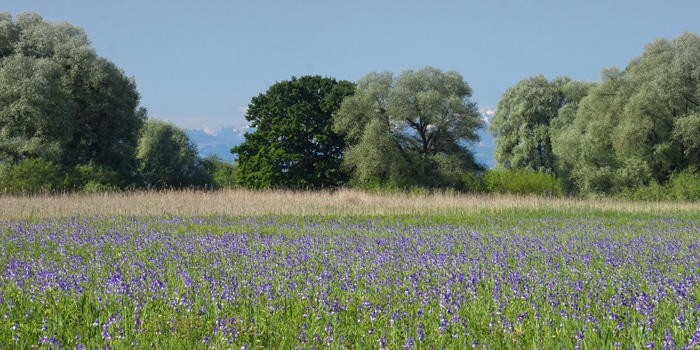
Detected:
[136,120,211,189]
[548,79,597,192]
[489,75,574,173]
[0,54,74,164]
[0,12,146,182]
[553,32,700,194]
[232,75,355,189]
[552,68,632,194]
[333,66,484,189]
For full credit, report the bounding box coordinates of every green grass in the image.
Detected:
[0,192,699,349]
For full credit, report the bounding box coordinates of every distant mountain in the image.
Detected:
[187,125,497,167]
[186,125,250,162]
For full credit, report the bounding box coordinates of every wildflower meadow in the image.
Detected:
[1,190,699,349]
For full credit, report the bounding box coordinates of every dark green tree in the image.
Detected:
[333,66,484,189]
[136,119,211,189]
[0,12,146,183]
[232,75,355,189]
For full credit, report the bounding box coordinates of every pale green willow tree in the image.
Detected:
[489,75,574,173]
[333,66,484,189]
[0,55,74,163]
[553,32,700,194]
[552,68,632,193]
[548,79,597,192]
[0,12,146,182]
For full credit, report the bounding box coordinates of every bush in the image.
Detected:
[64,162,126,192]
[619,181,666,201]
[201,155,238,188]
[0,159,136,194]
[0,158,64,193]
[461,171,487,193]
[668,169,700,201]
[619,169,700,202]
[483,168,561,196]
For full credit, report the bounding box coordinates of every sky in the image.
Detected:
[5,1,700,132]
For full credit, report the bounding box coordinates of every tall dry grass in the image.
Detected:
[1,188,698,220]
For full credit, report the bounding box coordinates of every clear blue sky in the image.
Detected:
[5,1,700,131]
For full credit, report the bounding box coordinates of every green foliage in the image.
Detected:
[64,162,126,192]
[620,181,666,201]
[622,168,700,201]
[554,32,700,195]
[461,170,487,193]
[490,75,571,172]
[232,75,355,190]
[334,66,484,190]
[668,169,700,201]
[201,155,238,188]
[0,55,74,163]
[0,158,130,193]
[482,168,561,195]
[0,157,63,193]
[673,112,700,167]
[136,120,212,189]
[0,12,146,181]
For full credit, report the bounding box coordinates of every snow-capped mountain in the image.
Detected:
[186,125,250,162]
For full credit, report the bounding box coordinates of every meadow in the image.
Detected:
[1,189,699,349]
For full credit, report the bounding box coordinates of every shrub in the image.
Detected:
[201,155,238,188]
[483,168,561,196]
[619,181,667,201]
[620,169,700,202]
[0,158,64,193]
[64,162,126,192]
[461,171,487,193]
[668,169,700,201]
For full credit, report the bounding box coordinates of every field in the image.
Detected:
[1,190,699,349]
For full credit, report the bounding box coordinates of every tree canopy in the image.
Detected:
[0,12,146,182]
[487,31,700,196]
[333,66,484,189]
[231,75,355,189]
[552,32,700,194]
[489,75,574,173]
[4,11,698,198]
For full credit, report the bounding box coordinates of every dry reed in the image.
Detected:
[1,188,698,220]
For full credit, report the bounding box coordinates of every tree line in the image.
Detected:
[489,31,700,199]
[1,12,698,199]
[232,68,484,191]
[0,12,232,192]
[232,31,700,199]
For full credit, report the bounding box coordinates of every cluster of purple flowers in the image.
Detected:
[0,215,699,348]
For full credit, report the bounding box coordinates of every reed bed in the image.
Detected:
[1,188,697,219]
